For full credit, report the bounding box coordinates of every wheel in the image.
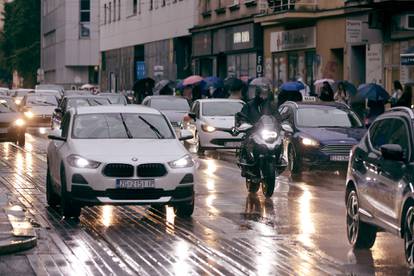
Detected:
[46,164,60,208]
[60,166,81,219]
[18,133,25,147]
[288,145,301,175]
[262,163,276,198]
[195,132,204,155]
[346,190,376,248]
[246,179,260,193]
[174,197,194,218]
[404,206,414,269]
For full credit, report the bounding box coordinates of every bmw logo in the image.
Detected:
[132,157,138,162]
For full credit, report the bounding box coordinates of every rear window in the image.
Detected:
[202,101,244,117]
[26,95,58,107]
[151,98,189,111]
[67,98,110,109]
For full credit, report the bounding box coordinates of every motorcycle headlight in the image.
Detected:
[24,111,34,119]
[261,130,278,142]
[67,154,101,169]
[301,137,320,147]
[202,124,216,133]
[14,119,25,127]
[168,155,194,169]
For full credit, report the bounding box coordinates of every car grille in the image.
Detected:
[320,144,353,155]
[103,164,134,177]
[137,163,167,177]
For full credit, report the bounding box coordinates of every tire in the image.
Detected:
[46,164,60,208]
[262,163,276,198]
[195,132,204,155]
[60,166,81,219]
[174,197,194,218]
[288,145,301,175]
[246,179,260,193]
[346,190,376,248]
[404,206,414,269]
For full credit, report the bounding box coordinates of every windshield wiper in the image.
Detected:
[90,99,103,106]
[138,116,165,139]
[120,113,133,139]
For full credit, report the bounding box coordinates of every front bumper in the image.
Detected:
[200,131,244,149]
[26,115,52,127]
[296,145,352,170]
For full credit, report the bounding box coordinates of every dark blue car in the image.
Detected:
[279,101,366,175]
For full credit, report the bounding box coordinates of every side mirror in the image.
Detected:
[188,112,197,121]
[281,123,294,133]
[48,135,67,142]
[238,123,253,132]
[179,129,194,141]
[380,144,405,162]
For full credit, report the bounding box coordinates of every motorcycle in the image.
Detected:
[217,114,287,197]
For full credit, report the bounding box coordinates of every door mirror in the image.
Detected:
[188,112,196,121]
[179,129,194,141]
[380,144,405,162]
[281,123,294,133]
[238,123,253,132]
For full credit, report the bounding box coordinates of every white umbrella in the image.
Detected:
[81,84,95,90]
[314,79,335,86]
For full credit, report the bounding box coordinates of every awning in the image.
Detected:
[401,46,414,65]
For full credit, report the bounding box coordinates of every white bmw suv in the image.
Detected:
[46,105,195,219]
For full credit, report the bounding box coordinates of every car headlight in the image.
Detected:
[168,155,194,169]
[67,154,101,169]
[301,137,320,147]
[202,124,216,133]
[24,111,34,119]
[14,119,25,127]
[15,99,21,105]
[261,130,278,142]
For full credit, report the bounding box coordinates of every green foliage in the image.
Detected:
[0,0,40,87]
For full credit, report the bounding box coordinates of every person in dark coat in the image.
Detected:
[319,81,334,101]
[395,85,412,108]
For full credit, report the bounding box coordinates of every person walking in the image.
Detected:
[334,82,350,105]
[319,81,334,102]
[395,85,412,108]
[390,80,404,107]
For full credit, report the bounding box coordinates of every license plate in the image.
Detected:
[116,179,155,189]
[226,141,241,148]
[330,155,349,162]
[0,128,7,134]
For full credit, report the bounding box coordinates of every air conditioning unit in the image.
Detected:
[399,14,414,30]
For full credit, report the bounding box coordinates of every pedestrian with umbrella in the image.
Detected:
[390,80,404,107]
[277,81,304,107]
[319,81,334,102]
[132,77,155,104]
[182,75,203,105]
[224,77,244,100]
[395,85,412,108]
[200,76,226,98]
[153,80,175,96]
[334,81,350,105]
[358,83,390,126]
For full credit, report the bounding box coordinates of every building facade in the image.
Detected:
[191,0,264,79]
[99,0,198,92]
[40,0,100,89]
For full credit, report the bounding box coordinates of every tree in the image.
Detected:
[0,0,40,87]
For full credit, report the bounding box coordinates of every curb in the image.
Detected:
[0,236,37,255]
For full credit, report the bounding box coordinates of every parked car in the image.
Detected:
[99,92,129,105]
[142,96,190,130]
[10,89,34,106]
[345,107,414,268]
[0,96,26,145]
[22,94,59,127]
[52,95,111,130]
[279,101,366,175]
[185,99,244,154]
[46,105,195,219]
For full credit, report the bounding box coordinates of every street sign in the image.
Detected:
[136,61,146,80]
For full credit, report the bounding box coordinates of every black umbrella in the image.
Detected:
[153,80,175,95]
[224,77,244,92]
[133,78,155,92]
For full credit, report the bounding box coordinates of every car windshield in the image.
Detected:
[151,98,189,111]
[296,107,363,128]
[72,113,174,139]
[202,102,244,117]
[0,98,17,113]
[67,98,111,109]
[105,95,126,105]
[26,95,58,107]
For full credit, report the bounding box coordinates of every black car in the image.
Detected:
[345,107,414,268]
[52,95,111,129]
[279,101,366,175]
[0,96,26,146]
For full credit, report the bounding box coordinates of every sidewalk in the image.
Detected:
[0,189,37,255]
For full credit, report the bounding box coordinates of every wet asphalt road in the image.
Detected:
[0,130,412,275]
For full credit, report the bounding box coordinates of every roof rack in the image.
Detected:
[389,107,414,119]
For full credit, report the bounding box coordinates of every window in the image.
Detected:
[118,0,121,19]
[113,0,116,21]
[162,0,166,7]
[370,118,410,153]
[104,4,107,24]
[204,0,211,12]
[61,113,71,138]
[150,0,153,10]
[109,2,112,23]
[80,0,90,22]
[133,0,138,14]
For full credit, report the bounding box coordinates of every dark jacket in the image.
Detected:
[319,87,334,101]
[237,98,282,126]
[395,87,412,108]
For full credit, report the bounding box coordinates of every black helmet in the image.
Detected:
[247,77,272,101]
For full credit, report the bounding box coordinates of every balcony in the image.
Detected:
[267,0,318,13]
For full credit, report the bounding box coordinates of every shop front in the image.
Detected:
[268,27,317,88]
[192,23,263,79]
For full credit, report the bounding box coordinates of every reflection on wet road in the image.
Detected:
[0,133,411,275]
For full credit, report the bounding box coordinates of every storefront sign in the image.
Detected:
[256,55,263,77]
[366,44,383,85]
[135,61,146,80]
[401,47,414,65]
[270,27,316,53]
[346,20,362,43]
